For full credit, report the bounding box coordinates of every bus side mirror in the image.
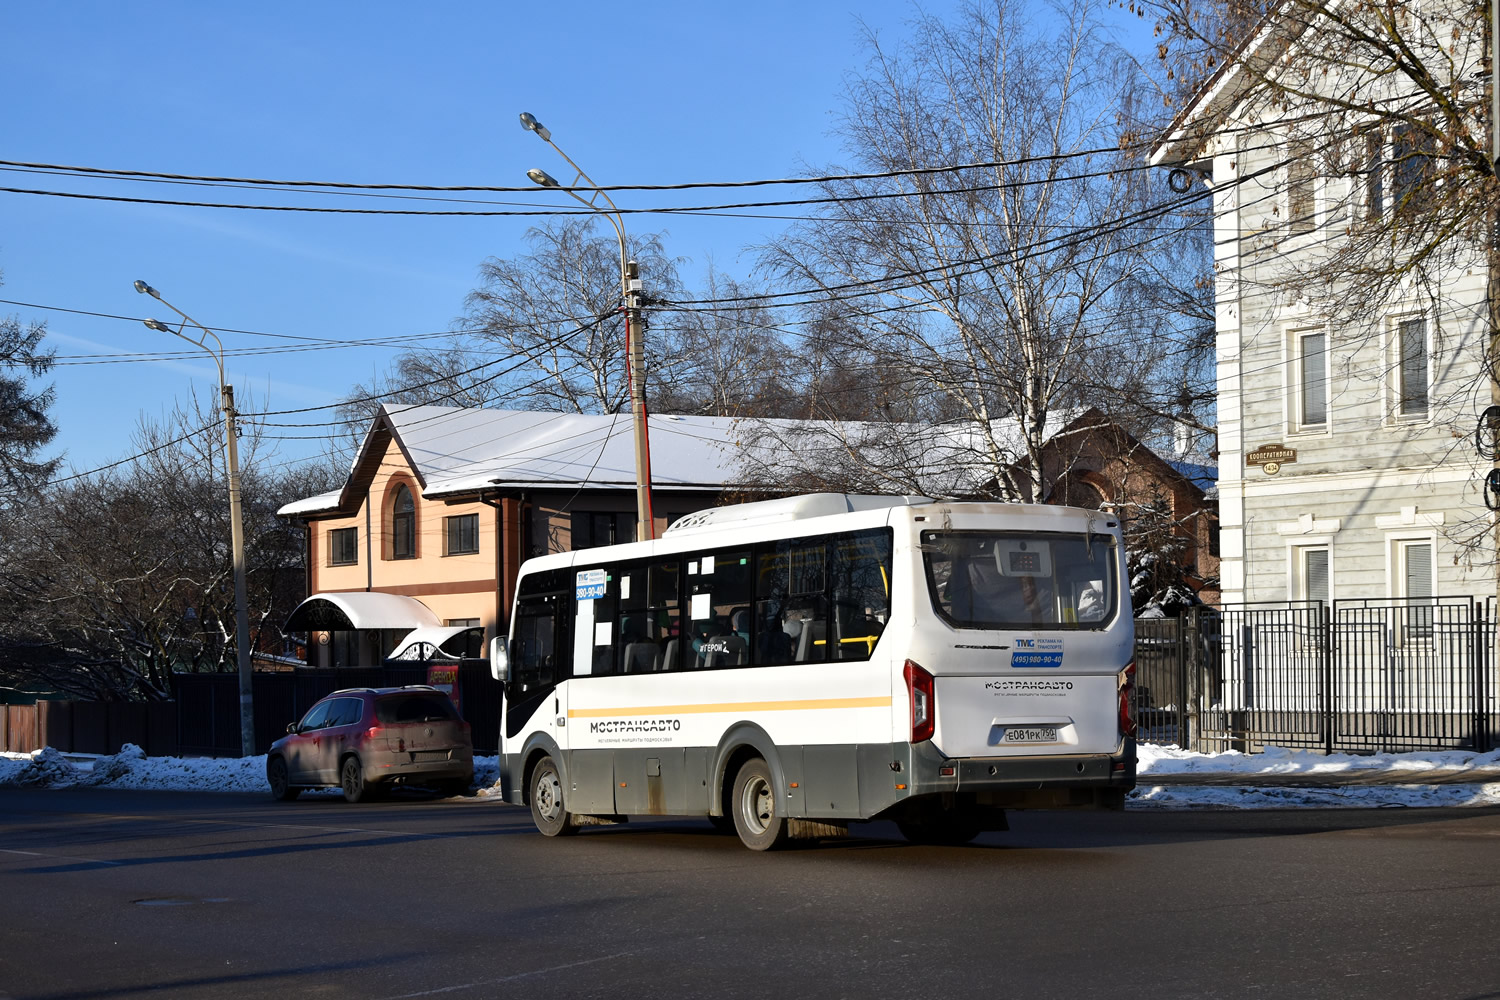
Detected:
[489,635,510,683]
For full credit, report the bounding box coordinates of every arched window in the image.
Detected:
[392,484,415,559]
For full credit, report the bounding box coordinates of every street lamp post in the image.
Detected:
[134,280,255,757]
[519,112,655,541]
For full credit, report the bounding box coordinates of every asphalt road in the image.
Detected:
[2,787,1498,1000]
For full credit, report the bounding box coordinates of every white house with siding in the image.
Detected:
[1147,1,1491,609]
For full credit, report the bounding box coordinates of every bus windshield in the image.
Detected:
[921,530,1117,629]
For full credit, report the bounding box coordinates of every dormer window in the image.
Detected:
[392,484,415,559]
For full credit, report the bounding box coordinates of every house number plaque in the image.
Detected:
[1246,444,1297,476]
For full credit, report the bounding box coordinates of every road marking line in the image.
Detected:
[371,951,636,998]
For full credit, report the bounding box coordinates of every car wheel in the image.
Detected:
[896,812,983,846]
[341,756,371,803]
[267,756,299,801]
[529,755,578,837]
[731,758,790,851]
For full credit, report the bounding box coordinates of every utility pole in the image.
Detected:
[624,259,654,542]
[519,112,656,541]
[136,280,255,757]
[221,383,254,756]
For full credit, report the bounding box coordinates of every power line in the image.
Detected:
[0,144,1152,194]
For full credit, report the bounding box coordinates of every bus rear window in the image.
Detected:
[922,531,1117,629]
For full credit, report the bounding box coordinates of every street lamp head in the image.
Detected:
[527,168,560,188]
[518,112,551,142]
[133,279,161,299]
[143,318,173,333]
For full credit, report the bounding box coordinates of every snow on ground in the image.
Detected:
[2,743,1499,809]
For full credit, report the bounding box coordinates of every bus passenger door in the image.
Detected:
[508,592,567,749]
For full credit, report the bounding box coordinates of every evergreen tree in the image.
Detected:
[0,274,59,508]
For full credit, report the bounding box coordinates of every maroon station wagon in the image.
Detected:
[267,686,474,802]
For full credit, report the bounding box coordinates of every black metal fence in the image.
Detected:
[173,662,504,756]
[1133,599,1498,754]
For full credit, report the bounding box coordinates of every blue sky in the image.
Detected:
[1,1,1152,477]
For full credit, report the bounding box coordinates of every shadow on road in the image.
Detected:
[17,952,421,1000]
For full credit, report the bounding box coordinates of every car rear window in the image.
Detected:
[375,693,459,724]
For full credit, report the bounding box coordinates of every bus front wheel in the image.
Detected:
[732,758,790,851]
[530,755,578,837]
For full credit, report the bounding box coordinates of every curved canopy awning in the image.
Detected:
[284,592,441,632]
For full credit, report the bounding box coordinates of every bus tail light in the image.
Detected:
[903,659,935,743]
[1118,661,1137,738]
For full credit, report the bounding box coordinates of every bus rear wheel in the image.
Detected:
[732,758,790,851]
[530,755,578,837]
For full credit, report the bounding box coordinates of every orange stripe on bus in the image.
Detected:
[567,696,892,718]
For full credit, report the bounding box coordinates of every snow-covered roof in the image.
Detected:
[277,404,1089,517]
[278,488,343,517]
[1168,459,1218,493]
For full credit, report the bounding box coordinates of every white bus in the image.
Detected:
[490,493,1137,850]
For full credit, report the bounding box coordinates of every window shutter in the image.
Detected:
[1399,319,1428,415]
[1404,543,1433,598]
[1301,333,1327,425]
[1304,549,1329,604]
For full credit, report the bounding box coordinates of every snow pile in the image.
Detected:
[1138,743,1500,780]
[1131,782,1500,810]
[0,746,493,795]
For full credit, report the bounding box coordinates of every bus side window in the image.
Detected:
[690,549,752,668]
[754,545,796,666]
[830,530,893,660]
[776,539,828,664]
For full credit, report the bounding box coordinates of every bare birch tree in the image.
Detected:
[0,391,335,700]
[756,0,1184,501]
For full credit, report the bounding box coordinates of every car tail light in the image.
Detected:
[903,659,935,744]
[362,726,399,752]
[1118,661,1137,738]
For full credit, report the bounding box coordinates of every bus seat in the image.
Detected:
[622,642,661,674]
[662,638,679,672]
[795,620,827,662]
[730,607,751,639]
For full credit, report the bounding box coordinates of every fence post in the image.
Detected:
[1321,602,1334,755]
[1183,607,1202,752]
[1478,600,1493,753]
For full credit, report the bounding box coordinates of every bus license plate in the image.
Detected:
[1003,726,1058,744]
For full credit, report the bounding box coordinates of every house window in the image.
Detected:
[329,527,358,566]
[445,513,479,556]
[1296,331,1328,429]
[1293,545,1330,605]
[392,484,415,560]
[1286,141,1315,234]
[571,511,636,551]
[1362,131,1384,221]
[1395,539,1434,643]
[1397,318,1428,417]
[1390,124,1436,214]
